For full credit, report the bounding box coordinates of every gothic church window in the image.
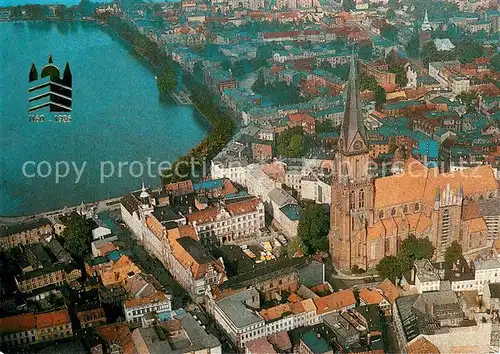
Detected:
[379,210,384,219]
[350,191,355,210]
[403,205,408,214]
[391,208,396,217]
[414,203,420,212]
[359,190,365,208]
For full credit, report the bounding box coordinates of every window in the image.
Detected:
[403,205,408,214]
[379,210,384,219]
[414,203,420,212]
[350,191,355,210]
[391,208,396,217]
[359,190,365,208]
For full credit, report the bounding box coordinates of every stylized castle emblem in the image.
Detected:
[29,55,72,112]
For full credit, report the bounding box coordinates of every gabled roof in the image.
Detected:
[359,288,385,305]
[101,255,141,287]
[123,291,169,309]
[225,197,262,216]
[313,289,356,315]
[407,336,440,354]
[374,160,498,209]
[378,278,399,304]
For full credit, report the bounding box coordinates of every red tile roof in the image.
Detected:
[226,197,261,216]
[313,289,356,315]
[0,313,36,334]
[97,324,133,354]
[35,310,71,329]
[186,207,220,224]
[359,288,384,305]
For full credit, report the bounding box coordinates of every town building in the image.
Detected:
[77,306,107,329]
[123,291,172,324]
[0,218,52,250]
[414,259,441,293]
[186,197,265,245]
[130,313,221,354]
[0,310,72,348]
[483,283,500,311]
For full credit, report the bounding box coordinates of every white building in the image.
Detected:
[211,159,249,187]
[206,288,266,348]
[300,176,331,204]
[434,38,455,51]
[206,288,319,349]
[186,197,265,244]
[414,259,441,293]
[123,291,172,324]
[120,185,156,243]
[245,165,279,204]
[268,188,300,238]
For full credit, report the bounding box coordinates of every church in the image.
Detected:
[329,54,499,271]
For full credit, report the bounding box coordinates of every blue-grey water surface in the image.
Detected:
[0,21,209,216]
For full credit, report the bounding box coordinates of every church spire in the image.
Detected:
[421,9,432,31]
[339,50,369,155]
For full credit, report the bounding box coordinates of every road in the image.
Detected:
[0,196,123,225]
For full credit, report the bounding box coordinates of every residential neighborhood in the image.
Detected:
[0,0,499,352]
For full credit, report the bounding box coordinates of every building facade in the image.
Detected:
[329,55,499,271]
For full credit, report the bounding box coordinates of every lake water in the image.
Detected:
[0,0,171,6]
[0,21,209,216]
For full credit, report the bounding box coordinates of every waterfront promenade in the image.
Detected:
[0,195,124,224]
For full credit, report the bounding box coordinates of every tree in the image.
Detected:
[381,25,398,42]
[405,35,420,59]
[62,213,92,259]
[10,6,22,19]
[388,0,399,9]
[276,127,306,158]
[156,68,176,95]
[375,85,386,105]
[359,73,378,92]
[389,64,408,87]
[342,0,355,11]
[54,5,68,19]
[386,9,396,21]
[457,91,478,113]
[358,44,373,61]
[297,203,329,256]
[319,62,350,80]
[455,40,484,64]
[445,241,463,266]
[490,53,500,72]
[376,256,401,283]
[397,235,435,272]
[421,41,439,66]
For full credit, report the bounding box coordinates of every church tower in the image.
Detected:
[329,52,374,271]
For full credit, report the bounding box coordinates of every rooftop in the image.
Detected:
[216,288,263,329]
[301,329,332,354]
[0,218,52,237]
[415,259,440,283]
[313,289,356,315]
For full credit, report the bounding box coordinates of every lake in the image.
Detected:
[0,21,210,216]
[0,0,172,6]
